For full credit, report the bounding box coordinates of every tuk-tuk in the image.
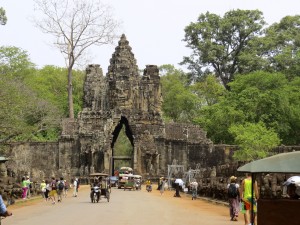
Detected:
[133,175,142,190]
[123,174,135,190]
[89,173,110,202]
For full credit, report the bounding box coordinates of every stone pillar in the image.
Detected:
[104,151,110,173]
[133,145,138,174]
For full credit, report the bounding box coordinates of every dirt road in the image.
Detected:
[4,185,244,225]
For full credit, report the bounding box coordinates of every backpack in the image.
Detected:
[228,183,238,198]
[58,181,64,190]
[51,181,57,190]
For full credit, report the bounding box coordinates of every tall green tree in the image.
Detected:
[182,9,266,90]
[33,0,120,119]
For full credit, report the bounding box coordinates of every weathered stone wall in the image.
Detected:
[7,142,59,181]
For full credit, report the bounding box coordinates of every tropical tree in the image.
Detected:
[260,15,300,80]
[181,9,266,90]
[190,74,226,106]
[0,46,35,76]
[229,122,281,161]
[195,71,300,145]
[25,65,85,118]
[33,0,120,118]
[0,7,7,25]
[0,76,61,144]
[0,47,64,143]
[160,65,200,122]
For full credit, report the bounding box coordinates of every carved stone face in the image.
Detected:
[0,163,7,177]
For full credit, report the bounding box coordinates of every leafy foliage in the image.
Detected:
[259,15,300,80]
[182,9,266,89]
[196,71,300,145]
[229,122,280,161]
[0,46,35,76]
[160,65,200,122]
[24,65,85,118]
[113,127,133,168]
[0,46,85,143]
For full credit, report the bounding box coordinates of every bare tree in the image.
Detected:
[33,0,120,118]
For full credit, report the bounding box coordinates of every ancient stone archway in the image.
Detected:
[59,34,213,178]
[110,116,134,174]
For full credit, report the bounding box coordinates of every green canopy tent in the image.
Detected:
[237,151,300,225]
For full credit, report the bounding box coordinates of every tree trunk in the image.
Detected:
[68,66,74,119]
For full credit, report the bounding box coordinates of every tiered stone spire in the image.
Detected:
[107,34,139,78]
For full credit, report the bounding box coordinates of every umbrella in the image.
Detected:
[283,176,300,186]
[175,178,184,186]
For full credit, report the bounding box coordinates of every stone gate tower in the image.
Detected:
[59,34,213,178]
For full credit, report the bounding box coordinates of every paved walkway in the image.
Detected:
[5,185,245,225]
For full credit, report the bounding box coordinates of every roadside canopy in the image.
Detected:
[237,151,300,173]
[237,151,300,225]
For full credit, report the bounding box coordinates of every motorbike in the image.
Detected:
[90,186,100,203]
[146,184,152,192]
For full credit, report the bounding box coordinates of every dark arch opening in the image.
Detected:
[111,116,134,149]
[110,116,134,175]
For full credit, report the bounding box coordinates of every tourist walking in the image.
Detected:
[45,180,50,201]
[63,180,69,198]
[240,173,259,225]
[49,177,57,204]
[227,176,240,221]
[21,177,28,200]
[73,178,78,197]
[190,180,198,200]
[26,176,32,199]
[160,178,166,196]
[40,180,46,200]
[57,177,65,202]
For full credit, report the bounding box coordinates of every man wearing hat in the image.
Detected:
[227,176,240,221]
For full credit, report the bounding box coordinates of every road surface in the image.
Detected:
[4,185,244,225]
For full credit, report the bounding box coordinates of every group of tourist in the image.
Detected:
[227,174,258,224]
[227,173,300,225]
[39,177,79,204]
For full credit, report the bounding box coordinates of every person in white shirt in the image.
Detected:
[73,178,78,197]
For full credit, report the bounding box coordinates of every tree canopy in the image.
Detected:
[182,9,266,90]
[229,122,281,161]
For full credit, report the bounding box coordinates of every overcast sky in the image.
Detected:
[1,0,300,74]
